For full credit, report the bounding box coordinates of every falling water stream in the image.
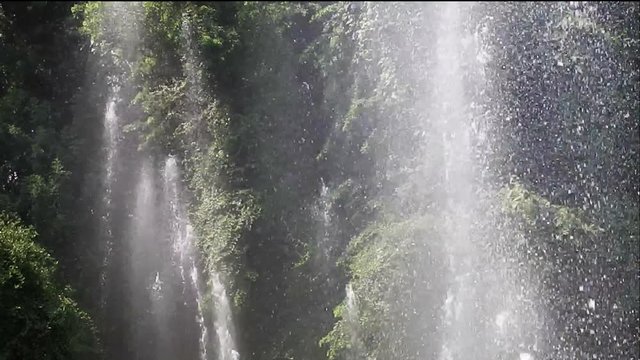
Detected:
[104,128,239,360]
[178,12,241,360]
[163,157,211,360]
[433,3,540,360]
[211,272,240,360]
[99,90,119,310]
[433,4,481,359]
[163,156,240,360]
[95,4,239,360]
[129,158,167,359]
[344,283,363,360]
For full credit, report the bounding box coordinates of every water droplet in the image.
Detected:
[520,353,534,360]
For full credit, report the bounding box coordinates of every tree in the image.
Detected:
[0,214,101,360]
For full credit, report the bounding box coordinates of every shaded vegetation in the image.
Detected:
[0,214,100,359]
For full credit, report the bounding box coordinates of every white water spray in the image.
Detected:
[163,156,211,360]
[99,91,120,309]
[211,272,239,360]
[178,16,240,360]
[432,3,543,359]
[344,282,361,356]
[431,4,478,358]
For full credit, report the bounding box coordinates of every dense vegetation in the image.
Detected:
[0,1,637,360]
[0,214,100,359]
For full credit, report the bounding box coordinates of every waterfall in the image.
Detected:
[314,178,334,273]
[163,156,211,360]
[69,2,636,359]
[178,13,240,360]
[344,283,363,359]
[211,272,240,360]
[433,3,542,359]
[99,90,119,310]
[128,158,167,359]
[91,4,240,359]
[433,4,479,359]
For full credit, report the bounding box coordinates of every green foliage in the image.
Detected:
[130,79,187,151]
[142,2,183,48]
[0,2,108,357]
[0,214,100,359]
[314,4,450,358]
[71,2,105,42]
[501,179,602,239]
[72,2,143,75]
[320,215,445,360]
[0,2,100,292]
[318,305,350,360]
